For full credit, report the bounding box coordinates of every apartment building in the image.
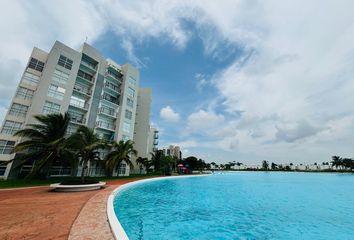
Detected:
[132,88,151,172]
[163,145,182,160]
[0,41,147,179]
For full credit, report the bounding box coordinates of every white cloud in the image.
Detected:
[186,110,224,133]
[160,106,180,122]
[1,0,354,163]
[0,0,106,124]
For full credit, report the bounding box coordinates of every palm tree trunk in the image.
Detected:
[81,160,87,183]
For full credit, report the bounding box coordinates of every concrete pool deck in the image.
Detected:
[0,177,152,240]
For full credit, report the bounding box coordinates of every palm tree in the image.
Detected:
[342,158,354,170]
[136,156,150,174]
[66,126,107,183]
[331,156,342,169]
[11,113,74,179]
[262,160,269,170]
[104,140,137,177]
[162,155,174,175]
[150,150,165,172]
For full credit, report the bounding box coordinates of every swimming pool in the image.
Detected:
[112,172,354,239]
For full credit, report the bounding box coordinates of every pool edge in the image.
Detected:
[107,174,208,240]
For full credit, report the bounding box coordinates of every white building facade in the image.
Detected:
[0,41,149,179]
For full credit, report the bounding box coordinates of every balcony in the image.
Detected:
[153,140,158,145]
[96,121,116,132]
[104,81,121,94]
[70,117,86,125]
[77,70,94,85]
[101,94,119,106]
[154,133,159,139]
[80,61,96,75]
[99,106,117,118]
[81,60,96,70]
[69,99,89,111]
[73,84,92,96]
[105,72,122,83]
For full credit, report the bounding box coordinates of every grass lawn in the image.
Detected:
[0,173,162,189]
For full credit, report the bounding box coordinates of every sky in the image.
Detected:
[1,0,354,164]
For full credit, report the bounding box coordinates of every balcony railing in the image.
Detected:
[153,140,158,145]
[96,121,116,131]
[70,117,86,124]
[99,107,117,118]
[80,60,96,71]
[105,71,123,82]
[69,100,89,110]
[101,94,119,105]
[104,81,120,93]
[154,134,159,139]
[73,84,92,96]
[77,70,94,83]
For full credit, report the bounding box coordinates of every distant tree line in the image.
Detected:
[330,156,354,170]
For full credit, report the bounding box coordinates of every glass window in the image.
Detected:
[123,121,130,133]
[0,166,6,176]
[22,72,40,86]
[67,110,85,124]
[69,96,86,109]
[100,105,115,116]
[107,69,120,79]
[127,87,135,98]
[125,110,132,120]
[81,59,96,69]
[28,58,45,72]
[126,98,134,108]
[48,84,65,100]
[52,69,69,84]
[66,125,78,135]
[15,87,34,100]
[42,101,60,114]
[57,55,73,70]
[8,103,28,118]
[102,93,118,105]
[122,135,130,141]
[1,121,22,135]
[78,70,94,82]
[0,140,15,154]
[128,76,136,86]
[118,163,126,175]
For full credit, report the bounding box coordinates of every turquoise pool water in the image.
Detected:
[113,172,354,239]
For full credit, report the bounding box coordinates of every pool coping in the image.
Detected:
[107,174,208,240]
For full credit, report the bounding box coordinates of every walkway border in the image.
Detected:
[107,175,208,240]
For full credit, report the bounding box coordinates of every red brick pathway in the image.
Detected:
[0,178,148,240]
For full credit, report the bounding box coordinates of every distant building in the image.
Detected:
[147,127,159,159]
[163,145,182,160]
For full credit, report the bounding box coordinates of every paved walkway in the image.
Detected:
[0,178,148,240]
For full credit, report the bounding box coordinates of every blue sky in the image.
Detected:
[1,1,354,164]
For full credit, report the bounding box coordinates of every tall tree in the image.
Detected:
[11,113,74,179]
[104,140,137,177]
[262,160,269,170]
[150,150,165,172]
[136,156,150,174]
[331,156,342,169]
[66,126,106,183]
[162,155,174,175]
[342,158,354,170]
